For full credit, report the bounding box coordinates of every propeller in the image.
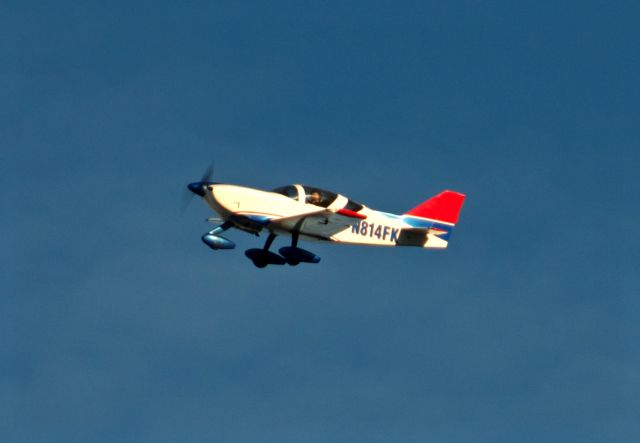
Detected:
[182,162,216,213]
[199,163,214,184]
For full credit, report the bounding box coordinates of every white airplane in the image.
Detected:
[186,170,465,268]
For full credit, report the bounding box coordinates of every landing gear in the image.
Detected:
[281,231,300,266]
[245,232,321,268]
[279,247,321,265]
[278,232,321,265]
[245,233,286,268]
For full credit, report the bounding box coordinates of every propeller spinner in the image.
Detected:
[183,163,217,211]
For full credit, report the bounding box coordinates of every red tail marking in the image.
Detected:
[405,190,466,224]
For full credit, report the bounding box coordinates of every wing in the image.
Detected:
[269,208,366,239]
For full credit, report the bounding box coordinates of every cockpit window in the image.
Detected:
[344,199,364,212]
[271,185,299,201]
[302,186,338,208]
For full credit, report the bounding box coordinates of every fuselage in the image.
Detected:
[202,183,451,248]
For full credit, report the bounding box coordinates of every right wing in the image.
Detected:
[269,208,366,239]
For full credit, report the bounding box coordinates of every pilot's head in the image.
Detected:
[310,191,321,204]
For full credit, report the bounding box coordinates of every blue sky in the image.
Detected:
[3,1,639,441]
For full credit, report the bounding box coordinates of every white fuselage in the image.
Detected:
[203,184,449,249]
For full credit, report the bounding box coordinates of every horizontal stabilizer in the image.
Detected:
[396,228,429,246]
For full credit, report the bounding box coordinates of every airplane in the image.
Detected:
[185,169,465,268]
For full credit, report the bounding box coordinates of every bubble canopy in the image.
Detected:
[271,184,364,211]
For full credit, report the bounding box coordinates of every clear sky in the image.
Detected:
[3,1,639,441]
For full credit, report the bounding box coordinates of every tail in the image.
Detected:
[404,190,466,225]
[398,190,466,249]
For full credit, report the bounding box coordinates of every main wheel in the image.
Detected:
[252,259,268,268]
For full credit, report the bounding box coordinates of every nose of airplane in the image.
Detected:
[187,182,207,197]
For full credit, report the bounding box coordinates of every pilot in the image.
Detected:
[309,191,322,205]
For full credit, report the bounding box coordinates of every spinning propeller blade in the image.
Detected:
[200,162,214,183]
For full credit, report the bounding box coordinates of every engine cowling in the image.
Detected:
[201,234,236,250]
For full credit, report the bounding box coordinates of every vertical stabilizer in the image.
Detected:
[404,190,466,225]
